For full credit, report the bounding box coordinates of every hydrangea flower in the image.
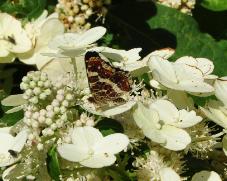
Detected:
[133,100,202,151]
[57,126,129,168]
[148,56,215,94]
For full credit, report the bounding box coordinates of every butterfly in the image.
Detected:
[85,51,132,106]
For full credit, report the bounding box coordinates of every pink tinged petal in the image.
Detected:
[71,126,103,148]
[93,133,129,155]
[57,143,88,162]
[80,153,116,168]
[160,125,191,151]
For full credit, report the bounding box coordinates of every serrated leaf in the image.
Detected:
[201,0,227,11]
[95,118,124,136]
[147,4,227,76]
[47,146,61,181]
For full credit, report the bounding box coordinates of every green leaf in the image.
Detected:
[0,110,23,126]
[0,0,46,20]
[95,118,124,136]
[147,4,227,76]
[201,0,227,11]
[47,146,61,181]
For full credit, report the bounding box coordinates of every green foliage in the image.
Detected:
[201,0,227,11]
[95,118,124,136]
[0,109,23,126]
[47,146,61,181]
[147,4,227,76]
[0,0,46,21]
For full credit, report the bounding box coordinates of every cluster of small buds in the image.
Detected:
[157,0,196,14]
[20,71,52,104]
[55,0,111,32]
[187,122,219,159]
[75,113,95,127]
[21,71,76,146]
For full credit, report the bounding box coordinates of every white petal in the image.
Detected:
[200,100,227,129]
[57,143,88,162]
[0,127,11,133]
[175,109,202,128]
[148,48,175,59]
[71,126,103,148]
[80,153,116,168]
[103,100,136,117]
[5,105,23,114]
[1,94,26,106]
[192,171,222,181]
[215,77,227,106]
[10,130,27,152]
[150,100,179,124]
[196,58,214,76]
[77,26,106,46]
[49,33,80,50]
[0,132,14,153]
[148,56,178,85]
[93,133,129,155]
[159,167,181,181]
[160,125,191,151]
[36,18,64,49]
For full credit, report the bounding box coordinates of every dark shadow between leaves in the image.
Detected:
[106,0,176,56]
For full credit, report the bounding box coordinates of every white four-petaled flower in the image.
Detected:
[57,126,129,168]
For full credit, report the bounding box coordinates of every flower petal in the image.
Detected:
[1,94,26,107]
[93,133,129,155]
[160,125,191,151]
[192,171,222,181]
[159,167,181,181]
[80,153,116,168]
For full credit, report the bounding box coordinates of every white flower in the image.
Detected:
[19,11,64,69]
[148,56,214,94]
[133,100,202,151]
[223,134,227,156]
[0,13,32,63]
[57,126,129,168]
[45,26,106,58]
[200,100,227,129]
[214,77,227,106]
[191,171,222,181]
[0,128,27,167]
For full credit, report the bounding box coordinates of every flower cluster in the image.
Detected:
[0,22,227,180]
[56,0,111,32]
[156,0,196,14]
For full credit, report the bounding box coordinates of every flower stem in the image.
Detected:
[71,57,77,82]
